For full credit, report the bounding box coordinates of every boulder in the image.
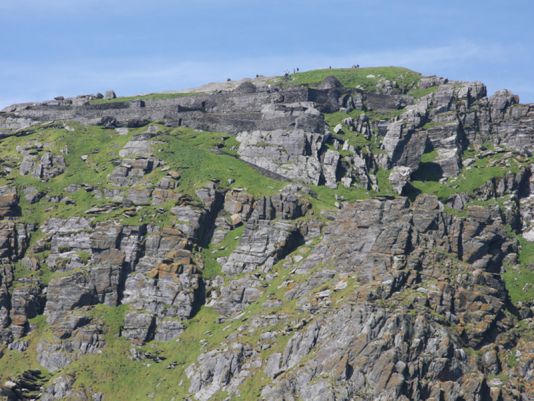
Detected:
[389,166,412,195]
[234,81,257,94]
[317,76,343,90]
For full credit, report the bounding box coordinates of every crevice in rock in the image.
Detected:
[145,314,157,343]
[457,219,464,261]
[198,190,226,248]
[190,278,206,319]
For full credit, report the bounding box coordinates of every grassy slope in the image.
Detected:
[0,124,287,225]
[504,235,534,305]
[89,92,197,105]
[201,225,245,280]
[411,150,525,201]
[0,316,52,381]
[0,123,290,285]
[0,123,135,225]
[0,106,394,398]
[0,244,328,401]
[280,66,421,92]
[411,148,534,306]
[156,129,285,197]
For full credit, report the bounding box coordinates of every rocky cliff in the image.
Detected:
[0,67,533,400]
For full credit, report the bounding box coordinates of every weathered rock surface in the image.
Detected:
[18,143,66,181]
[186,343,254,401]
[1,69,534,400]
[186,195,527,400]
[37,319,105,371]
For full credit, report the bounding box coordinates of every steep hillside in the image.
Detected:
[0,67,533,401]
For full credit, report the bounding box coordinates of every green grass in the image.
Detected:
[517,236,534,267]
[12,260,54,286]
[89,92,197,105]
[200,225,245,279]
[503,266,534,305]
[0,122,297,298]
[158,128,286,198]
[324,109,365,128]
[376,168,395,196]
[64,305,228,401]
[507,351,518,368]
[305,167,395,209]
[512,319,534,341]
[0,124,288,227]
[0,123,134,224]
[420,149,438,163]
[0,315,52,382]
[408,86,439,99]
[60,244,321,400]
[0,121,401,229]
[411,152,522,201]
[278,67,421,93]
[308,184,370,209]
[160,127,397,209]
[502,233,534,305]
[0,237,331,400]
[422,120,446,130]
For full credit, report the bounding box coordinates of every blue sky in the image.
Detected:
[1,0,533,107]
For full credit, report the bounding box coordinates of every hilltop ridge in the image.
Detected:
[0,66,534,401]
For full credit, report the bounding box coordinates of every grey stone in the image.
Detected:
[389,166,412,195]
[104,90,117,99]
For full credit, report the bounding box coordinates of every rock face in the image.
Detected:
[389,165,412,194]
[1,68,534,400]
[237,128,325,185]
[37,318,105,372]
[0,186,18,218]
[257,196,514,400]
[186,343,254,401]
[18,144,66,181]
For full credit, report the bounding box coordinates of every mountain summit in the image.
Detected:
[0,67,533,400]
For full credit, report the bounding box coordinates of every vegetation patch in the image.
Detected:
[504,265,534,305]
[0,315,52,382]
[158,127,286,198]
[89,92,197,105]
[0,123,135,225]
[200,225,245,280]
[503,232,534,306]
[408,86,439,99]
[420,149,438,163]
[277,67,421,93]
[411,151,524,201]
[64,305,226,401]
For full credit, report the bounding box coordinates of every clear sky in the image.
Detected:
[1,0,533,107]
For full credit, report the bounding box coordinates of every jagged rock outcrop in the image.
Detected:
[186,343,255,401]
[37,318,105,371]
[187,195,524,400]
[0,370,47,401]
